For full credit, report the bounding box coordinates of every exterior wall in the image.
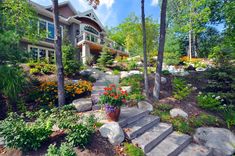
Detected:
[68,23,80,46]
[59,5,75,18]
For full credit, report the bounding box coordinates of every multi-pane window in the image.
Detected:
[38,19,63,40]
[29,45,55,63]
[48,23,55,39]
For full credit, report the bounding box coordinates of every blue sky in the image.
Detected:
[32,0,161,28]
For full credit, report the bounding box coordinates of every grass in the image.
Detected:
[124,143,144,156]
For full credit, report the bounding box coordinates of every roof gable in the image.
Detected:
[78,9,104,30]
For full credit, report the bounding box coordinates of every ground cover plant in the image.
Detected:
[120,74,145,102]
[27,62,55,75]
[0,105,96,153]
[172,77,192,100]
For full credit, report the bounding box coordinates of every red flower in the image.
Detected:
[104,92,108,95]
[122,99,126,103]
[114,95,119,99]
[110,84,116,88]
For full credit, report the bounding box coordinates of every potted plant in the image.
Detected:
[99,84,128,121]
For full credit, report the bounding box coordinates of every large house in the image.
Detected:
[21,1,129,64]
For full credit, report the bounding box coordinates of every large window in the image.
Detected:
[38,19,63,40]
[28,45,55,63]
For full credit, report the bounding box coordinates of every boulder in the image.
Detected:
[129,70,142,76]
[79,69,92,76]
[120,71,129,79]
[72,98,92,112]
[136,61,143,67]
[196,67,207,72]
[161,77,167,84]
[138,101,153,112]
[170,108,188,119]
[0,137,4,146]
[105,71,113,75]
[99,122,125,145]
[121,86,132,93]
[194,127,235,156]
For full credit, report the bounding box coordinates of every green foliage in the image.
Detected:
[196,93,222,110]
[172,78,192,100]
[66,124,93,148]
[62,43,82,76]
[157,103,174,112]
[161,70,171,75]
[0,113,52,151]
[124,143,145,156]
[219,105,235,128]
[113,69,120,75]
[120,74,145,101]
[127,60,138,70]
[0,66,27,111]
[171,117,192,134]
[189,113,221,128]
[28,62,55,75]
[97,46,114,67]
[46,143,76,156]
[30,68,41,75]
[164,51,181,65]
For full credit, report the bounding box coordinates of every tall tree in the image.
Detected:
[52,0,65,107]
[141,0,149,96]
[153,0,167,100]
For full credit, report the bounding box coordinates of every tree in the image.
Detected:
[51,0,65,107]
[167,0,211,59]
[141,0,149,96]
[97,45,114,67]
[153,0,167,100]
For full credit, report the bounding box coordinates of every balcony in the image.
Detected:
[76,32,129,56]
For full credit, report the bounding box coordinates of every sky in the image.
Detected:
[31,0,161,28]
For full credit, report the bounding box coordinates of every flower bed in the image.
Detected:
[37,80,92,107]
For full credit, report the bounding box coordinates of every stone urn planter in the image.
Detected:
[99,84,128,122]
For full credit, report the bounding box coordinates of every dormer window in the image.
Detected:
[84,25,98,35]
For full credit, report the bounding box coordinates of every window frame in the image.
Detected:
[28,45,55,63]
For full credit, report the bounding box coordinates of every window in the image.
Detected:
[28,45,55,63]
[84,25,99,35]
[38,19,63,40]
[48,23,55,39]
[39,20,46,34]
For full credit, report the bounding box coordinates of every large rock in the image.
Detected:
[99,122,124,145]
[194,127,235,156]
[138,101,153,112]
[161,77,167,84]
[120,71,129,79]
[72,98,92,112]
[121,86,132,93]
[136,61,143,67]
[170,108,188,119]
[196,67,207,72]
[129,70,143,76]
[0,137,4,146]
[79,69,92,76]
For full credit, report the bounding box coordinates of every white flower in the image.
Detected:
[223,104,227,107]
[221,99,224,102]
[198,92,202,95]
[215,96,221,100]
[212,95,216,98]
[187,84,192,87]
[192,87,197,90]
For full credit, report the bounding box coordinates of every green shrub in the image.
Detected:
[157,103,174,111]
[0,113,52,152]
[97,46,114,67]
[152,109,171,122]
[113,69,120,75]
[30,68,40,75]
[196,93,222,110]
[189,113,221,128]
[46,143,76,156]
[172,78,192,100]
[124,143,144,156]
[161,70,171,75]
[127,60,137,70]
[219,105,235,128]
[164,51,181,65]
[64,60,82,76]
[66,124,93,148]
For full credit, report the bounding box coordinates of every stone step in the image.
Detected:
[123,115,160,140]
[132,122,173,153]
[146,131,192,156]
[118,107,149,128]
[179,143,212,156]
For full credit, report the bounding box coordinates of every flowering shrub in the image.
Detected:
[196,92,222,110]
[99,84,127,112]
[37,80,92,107]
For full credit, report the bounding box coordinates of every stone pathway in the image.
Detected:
[118,107,212,156]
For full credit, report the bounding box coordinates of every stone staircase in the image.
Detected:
[119,107,212,156]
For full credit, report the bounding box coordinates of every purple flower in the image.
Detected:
[105,104,117,113]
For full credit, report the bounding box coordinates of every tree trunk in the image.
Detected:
[188,30,192,60]
[141,0,149,96]
[52,0,65,107]
[153,0,167,100]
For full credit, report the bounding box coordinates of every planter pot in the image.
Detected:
[105,106,121,122]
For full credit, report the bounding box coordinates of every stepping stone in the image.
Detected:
[132,122,173,153]
[179,143,212,156]
[147,131,191,156]
[118,107,149,128]
[124,115,160,140]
